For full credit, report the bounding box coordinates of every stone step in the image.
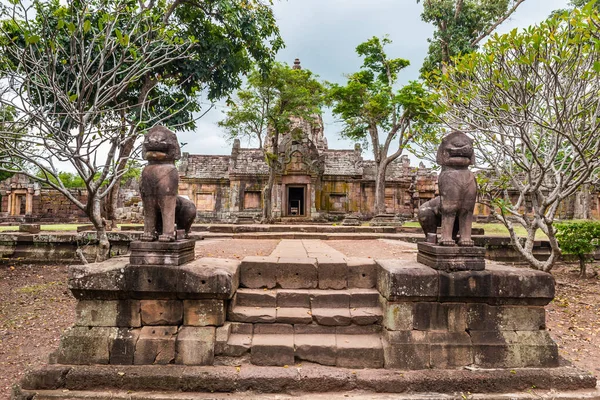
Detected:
[229,288,382,326]
[239,255,377,289]
[215,323,383,368]
[232,288,380,308]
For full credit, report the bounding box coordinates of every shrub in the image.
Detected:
[555,221,600,277]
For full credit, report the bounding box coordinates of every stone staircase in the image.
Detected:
[215,240,384,368]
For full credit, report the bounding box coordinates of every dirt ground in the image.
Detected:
[1,238,599,399]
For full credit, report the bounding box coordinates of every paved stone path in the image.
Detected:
[269,239,347,260]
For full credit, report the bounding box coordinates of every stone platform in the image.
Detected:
[129,239,195,266]
[14,239,596,399]
[416,242,486,271]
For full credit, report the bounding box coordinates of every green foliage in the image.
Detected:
[328,36,438,156]
[219,62,326,151]
[556,221,600,258]
[434,5,600,272]
[556,221,600,276]
[328,36,439,213]
[418,0,526,77]
[36,171,86,188]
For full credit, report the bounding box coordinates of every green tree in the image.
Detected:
[219,62,325,222]
[0,0,282,261]
[556,222,600,277]
[433,4,600,272]
[417,0,527,76]
[328,36,438,215]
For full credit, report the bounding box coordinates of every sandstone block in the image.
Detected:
[233,289,277,307]
[126,264,179,297]
[129,239,195,266]
[295,333,336,366]
[276,307,312,324]
[178,258,240,299]
[317,257,347,289]
[240,256,278,289]
[312,308,351,326]
[377,259,438,301]
[175,326,215,365]
[438,265,555,305]
[467,304,546,331]
[251,334,294,366]
[183,299,225,326]
[68,258,129,299]
[218,322,253,357]
[350,307,382,325]
[294,324,336,335]
[413,302,467,332]
[276,257,318,289]
[133,326,177,365]
[19,224,41,234]
[140,300,183,325]
[254,323,293,335]
[110,328,140,365]
[277,289,311,308]
[214,323,231,356]
[417,242,485,271]
[228,306,276,323]
[55,327,118,365]
[381,297,414,331]
[336,334,383,368]
[310,290,350,308]
[75,300,141,327]
[383,330,430,370]
[471,330,558,368]
[349,288,380,308]
[346,257,377,288]
[429,331,473,368]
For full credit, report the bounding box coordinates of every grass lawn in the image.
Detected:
[403,220,547,238]
[0,224,82,232]
[0,221,547,238]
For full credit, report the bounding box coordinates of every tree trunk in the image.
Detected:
[90,197,110,262]
[263,168,274,223]
[262,131,279,223]
[579,255,587,278]
[105,136,137,222]
[374,162,387,215]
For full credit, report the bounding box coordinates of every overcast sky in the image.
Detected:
[178,0,571,159]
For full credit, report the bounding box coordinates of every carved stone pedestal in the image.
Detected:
[129,239,195,266]
[369,214,404,227]
[417,242,486,272]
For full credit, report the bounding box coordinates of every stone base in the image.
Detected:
[417,242,486,271]
[341,216,361,226]
[129,239,195,266]
[15,364,597,399]
[369,214,404,227]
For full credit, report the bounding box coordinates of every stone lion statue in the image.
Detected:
[140,126,196,242]
[418,131,477,246]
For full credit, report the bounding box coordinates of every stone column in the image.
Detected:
[7,191,12,215]
[26,188,34,215]
[310,179,318,219]
[273,182,282,218]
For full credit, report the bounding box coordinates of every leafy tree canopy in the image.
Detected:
[418,0,526,77]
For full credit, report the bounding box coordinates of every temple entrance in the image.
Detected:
[287,186,305,216]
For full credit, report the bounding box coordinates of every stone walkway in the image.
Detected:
[269,239,346,260]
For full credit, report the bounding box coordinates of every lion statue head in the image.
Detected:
[436,131,475,168]
[142,126,181,163]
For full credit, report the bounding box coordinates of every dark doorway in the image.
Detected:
[288,186,305,216]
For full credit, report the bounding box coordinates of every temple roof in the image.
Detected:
[230,149,270,175]
[322,150,362,176]
[181,155,230,179]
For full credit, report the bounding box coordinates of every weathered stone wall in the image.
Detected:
[179,179,232,222]
[34,189,88,222]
